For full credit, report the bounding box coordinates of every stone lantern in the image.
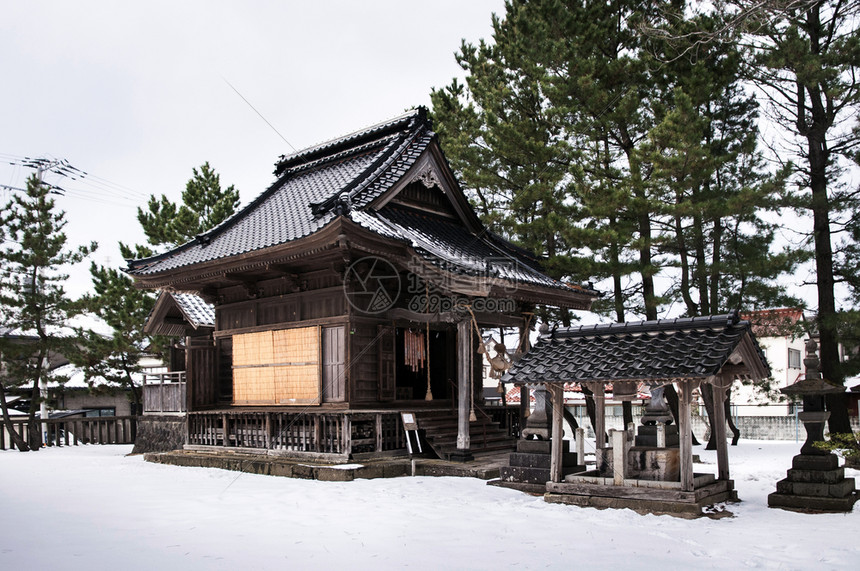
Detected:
[768,339,858,512]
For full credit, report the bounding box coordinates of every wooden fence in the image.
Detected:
[187,410,405,457]
[0,416,137,450]
[143,371,186,413]
[486,406,522,439]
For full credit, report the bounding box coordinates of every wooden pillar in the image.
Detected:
[712,377,730,481]
[610,429,626,486]
[549,384,564,483]
[592,383,606,450]
[185,335,193,413]
[677,381,696,492]
[575,427,585,465]
[453,319,473,461]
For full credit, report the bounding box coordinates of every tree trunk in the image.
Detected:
[563,406,579,433]
[622,400,633,428]
[801,5,850,434]
[581,385,600,441]
[27,374,43,451]
[0,381,31,451]
[725,389,740,446]
[701,383,717,450]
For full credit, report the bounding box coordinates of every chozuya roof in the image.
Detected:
[125,107,598,305]
[503,311,770,385]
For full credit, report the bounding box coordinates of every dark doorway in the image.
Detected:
[394,327,451,400]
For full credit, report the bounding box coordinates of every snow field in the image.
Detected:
[1,440,857,570]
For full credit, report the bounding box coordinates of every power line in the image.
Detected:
[221,76,297,153]
[1,153,149,206]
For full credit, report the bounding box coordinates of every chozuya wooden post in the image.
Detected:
[709,374,731,481]
[676,380,701,492]
[549,384,565,483]
[585,381,606,450]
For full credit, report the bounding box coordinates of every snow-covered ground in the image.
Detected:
[1,440,857,570]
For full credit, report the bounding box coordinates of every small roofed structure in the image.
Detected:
[502,311,769,515]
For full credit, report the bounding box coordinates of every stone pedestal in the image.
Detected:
[635,424,679,447]
[498,439,585,491]
[768,453,858,512]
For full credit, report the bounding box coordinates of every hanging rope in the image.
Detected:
[404,329,425,372]
[425,283,433,400]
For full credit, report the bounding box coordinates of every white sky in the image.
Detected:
[1,0,505,298]
[1,0,845,320]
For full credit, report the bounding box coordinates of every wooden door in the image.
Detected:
[322,325,346,402]
[378,325,395,401]
[186,337,217,411]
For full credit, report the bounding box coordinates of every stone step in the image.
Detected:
[776,477,856,498]
[516,439,570,454]
[415,410,517,460]
[768,490,859,512]
[785,467,845,484]
[509,451,579,469]
[499,464,586,485]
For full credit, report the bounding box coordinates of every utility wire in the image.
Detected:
[221,77,297,153]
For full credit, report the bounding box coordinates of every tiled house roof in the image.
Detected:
[503,312,769,385]
[126,108,596,298]
[739,308,805,338]
[143,291,215,337]
[171,293,215,328]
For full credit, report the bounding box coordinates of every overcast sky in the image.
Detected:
[2,1,840,321]
[1,0,505,298]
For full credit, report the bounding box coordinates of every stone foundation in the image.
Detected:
[768,453,858,512]
[132,415,186,454]
[498,439,585,491]
[597,446,681,481]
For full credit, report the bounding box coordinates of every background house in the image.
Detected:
[732,308,807,416]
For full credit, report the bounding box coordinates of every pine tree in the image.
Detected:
[70,264,161,416]
[644,0,860,433]
[0,175,96,451]
[138,162,240,248]
[74,164,239,407]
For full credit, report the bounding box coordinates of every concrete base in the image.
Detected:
[545,479,736,517]
[145,449,510,481]
[446,450,475,463]
[767,491,858,512]
[768,453,857,513]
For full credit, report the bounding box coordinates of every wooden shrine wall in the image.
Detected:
[217,286,346,332]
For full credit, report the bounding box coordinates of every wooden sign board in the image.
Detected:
[401,412,418,431]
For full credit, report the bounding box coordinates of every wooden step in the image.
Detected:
[414,409,517,460]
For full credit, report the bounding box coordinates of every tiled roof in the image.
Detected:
[740,308,805,338]
[350,205,578,291]
[503,382,651,404]
[503,312,767,385]
[125,108,597,301]
[127,110,433,276]
[172,293,215,328]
